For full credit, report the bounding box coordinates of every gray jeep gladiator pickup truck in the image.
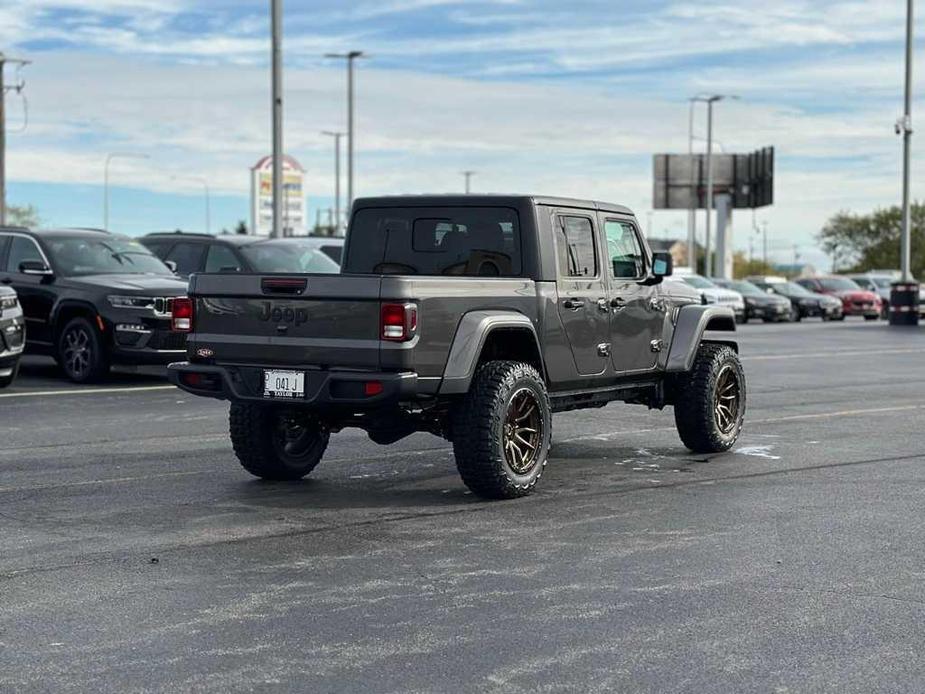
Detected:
[168,195,745,499]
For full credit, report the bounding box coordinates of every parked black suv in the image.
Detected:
[140,232,343,278]
[0,227,189,383]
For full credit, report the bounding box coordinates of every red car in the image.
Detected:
[795,276,882,320]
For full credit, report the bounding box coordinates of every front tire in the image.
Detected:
[229,403,329,481]
[452,361,552,500]
[57,317,110,383]
[673,343,746,454]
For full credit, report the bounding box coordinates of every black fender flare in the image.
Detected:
[50,299,101,337]
[438,310,541,395]
[665,305,737,373]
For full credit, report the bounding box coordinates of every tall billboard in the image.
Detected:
[653,147,774,210]
[250,155,307,236]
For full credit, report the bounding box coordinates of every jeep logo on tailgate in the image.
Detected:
[258,302,308,326]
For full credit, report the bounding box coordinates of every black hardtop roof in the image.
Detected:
[353,194,634,216]
[143,232,344,246]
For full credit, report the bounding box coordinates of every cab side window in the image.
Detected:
[205,244,242,273]
[6,237,44,273]
[604,221,644,279]
[555,216,597,278]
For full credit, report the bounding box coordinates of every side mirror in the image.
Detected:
[652,252,673,278]
[20,260,53,277]
[164,260,178,273]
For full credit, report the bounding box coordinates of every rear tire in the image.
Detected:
[57,317,110,383]
[864,315,879,321]
[789,306,801,322]
[452,360,551,500]
[673,343,746,454]
[229,403,329,481]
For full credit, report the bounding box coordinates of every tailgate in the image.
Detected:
[188,273,382,368]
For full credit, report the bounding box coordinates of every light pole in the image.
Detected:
[687,97,700,271]
[322,130,344,232]
[899,0,915,283]
[326,51,365,216]
[270,0,283,239]
[700,94,737,277]
[462,170,476,194]
[103,152,149,232]
[171,175,211,234]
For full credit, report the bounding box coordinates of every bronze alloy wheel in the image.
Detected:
[503,388,543,474]
[714,364,742,435]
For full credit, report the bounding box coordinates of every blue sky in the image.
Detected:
[1,0,921,266]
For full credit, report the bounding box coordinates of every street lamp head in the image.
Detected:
[325,51,366,61]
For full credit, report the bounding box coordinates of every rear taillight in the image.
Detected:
[380,302,417,342]
[172,297,193,332]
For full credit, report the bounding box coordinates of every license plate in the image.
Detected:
[264,370,305,399]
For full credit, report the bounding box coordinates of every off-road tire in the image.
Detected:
[229,403,329,481]
[673,343,746,454]
[0,362,18,389]
[452,360,552,500]
[57,317,110,383]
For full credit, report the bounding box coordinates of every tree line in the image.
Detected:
[819,202,924,277]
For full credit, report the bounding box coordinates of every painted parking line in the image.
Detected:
[0,385,176,399]
[744,347,925,361]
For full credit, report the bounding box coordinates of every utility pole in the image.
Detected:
[0,54,30,227]
[322,131,344,232]
[326,51,365,216]
[462,170,476,194]
[270,0,284,239]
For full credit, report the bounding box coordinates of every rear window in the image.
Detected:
[344,207,521,277]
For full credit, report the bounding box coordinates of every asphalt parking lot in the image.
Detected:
[2,320,925,693]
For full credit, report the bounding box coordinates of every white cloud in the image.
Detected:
[1,0,921,262]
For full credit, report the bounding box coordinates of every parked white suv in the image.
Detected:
[674,271,746,323]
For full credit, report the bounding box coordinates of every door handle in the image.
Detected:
[610,297,627,309]
[562,299,585,310]
[597,298,610,312]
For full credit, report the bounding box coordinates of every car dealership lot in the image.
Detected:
[2,321,925,693]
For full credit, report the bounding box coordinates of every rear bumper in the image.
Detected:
[167,361,419,407]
